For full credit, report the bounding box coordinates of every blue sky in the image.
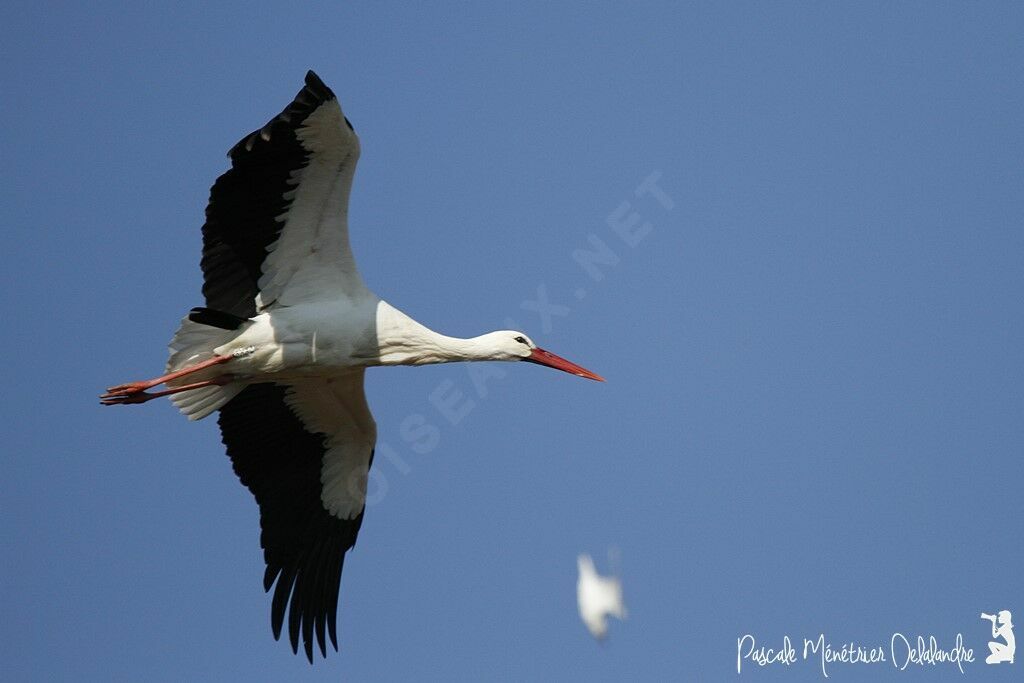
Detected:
[2,2,1022,681]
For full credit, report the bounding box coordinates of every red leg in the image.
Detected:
[103,353,235,397]
[100,375,233,406]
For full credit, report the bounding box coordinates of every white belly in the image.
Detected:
[215,298,380,380]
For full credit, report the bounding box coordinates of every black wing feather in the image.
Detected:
[199,71,338,318]
[188,307,249,330]
[218,383,366,662]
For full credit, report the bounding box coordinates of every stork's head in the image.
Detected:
[479,331,604,381]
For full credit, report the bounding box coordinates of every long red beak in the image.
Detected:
[527,347,605,382]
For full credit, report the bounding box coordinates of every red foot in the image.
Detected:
[100,391,160,406]
[100,375,233,406]
[100,353,236,407]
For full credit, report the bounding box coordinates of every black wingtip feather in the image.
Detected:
[263,565,279,593]
[202,72,344,318]
[270,564,298,642]
[288,565,304,656]
[304,70,329,93]
[219,384,365,662]
[327,554,344,651]
[310,537,331,659]
[300,538,326,661]
[228,71,336,159]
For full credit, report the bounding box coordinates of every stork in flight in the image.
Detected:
[100,71,602,662]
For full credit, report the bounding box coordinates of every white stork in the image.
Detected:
[101,71,602,662]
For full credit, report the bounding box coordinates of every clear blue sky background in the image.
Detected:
[2,3,1022,681]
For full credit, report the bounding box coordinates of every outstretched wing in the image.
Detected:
[199,70,364,319]
[217,371,376,662]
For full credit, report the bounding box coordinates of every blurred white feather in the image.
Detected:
[576,553,626,640]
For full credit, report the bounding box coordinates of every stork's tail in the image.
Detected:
[165,308,249,420]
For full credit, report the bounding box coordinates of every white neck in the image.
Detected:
[373,300,497,366]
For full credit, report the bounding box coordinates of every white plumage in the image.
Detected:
[102,71,603,662]
[577,553,627,640]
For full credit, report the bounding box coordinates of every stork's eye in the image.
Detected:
[514,335,528,345]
